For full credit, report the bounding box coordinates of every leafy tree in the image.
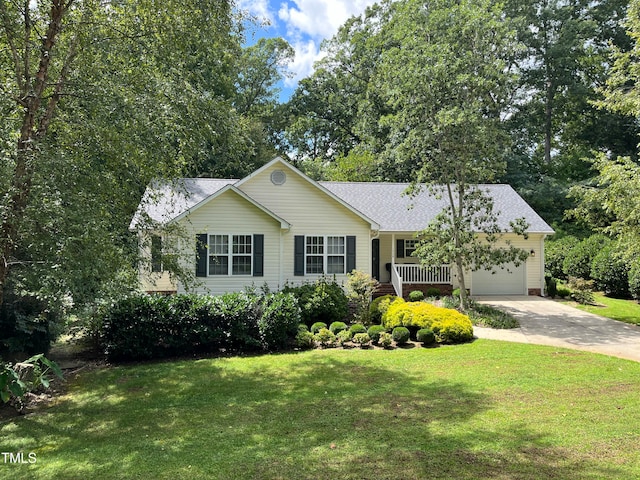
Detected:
[0,0,255,353]
[373,0,529,310]
[282,1,397,167]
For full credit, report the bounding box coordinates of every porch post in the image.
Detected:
[391,233,396,266]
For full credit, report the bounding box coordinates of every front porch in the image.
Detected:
[375,263,454,299]
[372,234,454,298]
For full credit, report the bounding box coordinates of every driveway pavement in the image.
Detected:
[473,296,640,363]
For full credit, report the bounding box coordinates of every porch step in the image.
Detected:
[374,283,397,298]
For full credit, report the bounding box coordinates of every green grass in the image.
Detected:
[2,342,640,479]
[559,292,640,325]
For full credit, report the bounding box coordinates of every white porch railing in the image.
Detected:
[391,264,452,297]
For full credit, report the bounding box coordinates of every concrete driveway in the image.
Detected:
[473,296,640,363]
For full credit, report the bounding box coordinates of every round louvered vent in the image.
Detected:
[270,170,287,185]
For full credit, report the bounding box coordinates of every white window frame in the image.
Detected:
[405,239,417,257]
[208,234,252,276]
[305,235,346,275]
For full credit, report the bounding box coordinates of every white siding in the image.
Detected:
[239,163,372,286]
[177,189,283,295]
[376,232,546,295]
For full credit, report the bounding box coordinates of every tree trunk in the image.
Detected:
[455,258,469,312]
[544,79,554,165]
[0,0,73,310]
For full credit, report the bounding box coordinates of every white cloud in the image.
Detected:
[284,39,326,87]
[237,0,275,25]
[277,0,377,84]
[278,0,377,40]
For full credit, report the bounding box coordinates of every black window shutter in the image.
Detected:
[196,234,208,277]
[151,235,162,273]
[253,234,264,277]
[294,235,305,276]
[396,239,405,258]
[346,236,356,273]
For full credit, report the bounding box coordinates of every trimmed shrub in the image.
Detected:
[590,243,630,297]
[392,327,410,345]
[349,323,367,335]
[378,332,393,348]
[367,325,386,344]
[409,290,425,302]
[545,236,579,279]
[556,286,571,298]
[283,277,348,326]
[100,292,283,361]
[298,323,309,333]
[310,322,328,334]
[329,321,348,334]
[369,295,398,324]
[383,301,448,331]
[562,234,610,280]
[258,293,301,351]
[426,287,441,298]
[416,328,436,346]
[295,331,315,349]
[314,328,336,347]
[431,316,474,344]
[336,329,352,346]
[352,333,371,348]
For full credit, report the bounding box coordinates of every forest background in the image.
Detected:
[1,0,639,354]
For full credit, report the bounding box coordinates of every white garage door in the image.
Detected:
[472,263,526,295]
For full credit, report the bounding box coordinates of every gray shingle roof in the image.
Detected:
[129,178,235,229]
[320,182,554,234]
[130,177,554,234]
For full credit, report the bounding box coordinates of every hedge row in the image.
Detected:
[546,235,639,298]
[100,292,300,361]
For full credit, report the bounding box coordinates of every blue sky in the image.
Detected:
[237,0,378,101]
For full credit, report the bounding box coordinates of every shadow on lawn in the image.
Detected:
[1,351,628,480]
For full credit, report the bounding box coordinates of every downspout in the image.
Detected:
[540,234,547,297]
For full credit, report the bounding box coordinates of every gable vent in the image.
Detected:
[270,170,287,185]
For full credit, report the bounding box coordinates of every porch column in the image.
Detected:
[391,233,396,266]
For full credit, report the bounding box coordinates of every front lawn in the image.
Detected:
[558,292,640,326]
[1,341,640,479]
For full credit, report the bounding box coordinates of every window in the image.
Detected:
[208,234,252,276]
[305,235,345,275]
[232,235,252,275]
[306,236,324,274]
[327,236,345,274]
[405,239,417,257]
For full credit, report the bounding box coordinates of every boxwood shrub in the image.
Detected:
[329,321,348,334]
[392,327,410,345]
[408,290,424,302]
[310,322,328,334]
[416,328,436,346]
[349,323,367,335]
[367,325,386,344]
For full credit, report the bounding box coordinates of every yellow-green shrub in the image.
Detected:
[382,300,473,344]
[431,313,474,344]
